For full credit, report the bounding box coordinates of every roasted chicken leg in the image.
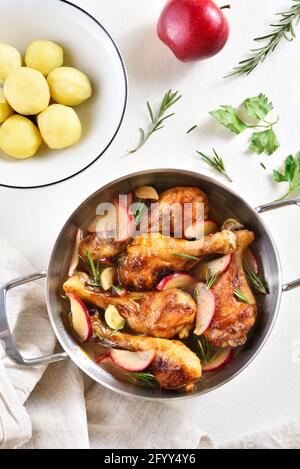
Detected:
[118,230,236,290]
[204,230,257,348]
[92,318,202,391]
[64,273,197,339]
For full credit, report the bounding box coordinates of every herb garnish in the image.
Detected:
[206,268,219,290]
[210,94,280,156]
[186,124,197,134]
[273,151,300,199]
[196,337,220,364]
[129,89,182,154]
[80,250,102,285]
[172,252,200,261]
[226,1,300,77]
[196,148,232,182]
[125,372,156,386]
[233,289,252,305]
[243,260,268,295]
[112,285,127,296]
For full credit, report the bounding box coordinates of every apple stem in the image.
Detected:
[220,4,231,9]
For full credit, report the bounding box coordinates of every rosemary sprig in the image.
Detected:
[206,268,219,290]
[227,0,300,77]
[84,250,101,285]
[129,89,182,153]
[196,149,233,183]
[233,289,252,305]
[125,372,156,386]
[244,260,268,294]
[196,337,220,364]
[172,252,200,261]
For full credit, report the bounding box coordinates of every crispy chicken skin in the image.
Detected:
[79,234,130,260]
[64,273,197,339]
[92,318,202,391]
[204,230,257,348]
[149,186,209,235]
[118,230,236,290]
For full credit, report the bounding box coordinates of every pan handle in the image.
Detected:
[0,272,68,366]
[256,197,300,292]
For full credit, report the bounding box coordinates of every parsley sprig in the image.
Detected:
[129,89,182,154]
[227,1,300,77]
[196,148,232,182]
[273,151,300,199]
[210,94,280,156]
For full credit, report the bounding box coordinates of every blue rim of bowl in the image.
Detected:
[0,0,128,190]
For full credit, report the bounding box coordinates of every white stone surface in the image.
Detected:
[0,0,300,446]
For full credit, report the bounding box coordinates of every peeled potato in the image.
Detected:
[37,104,81,149]
[4,67,50,115]
[25,40,63,76]
[0,115,41,159]
[47,66,92,106]
[0,43,22,81]
[0,88,13,123]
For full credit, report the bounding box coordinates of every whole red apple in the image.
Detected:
[157,0,230,62]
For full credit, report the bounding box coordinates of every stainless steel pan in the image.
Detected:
[1,169,299,400]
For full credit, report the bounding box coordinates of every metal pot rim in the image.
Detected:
[44,169,285,401]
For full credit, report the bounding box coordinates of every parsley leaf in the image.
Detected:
[273,152,300,198]
[242,93,273,121]
[209,105,247,134]
[249,128,279,155]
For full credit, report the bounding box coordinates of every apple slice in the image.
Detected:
[156,272,195,294]
[67,293,92,342]
[184,219,219,239]
[194,254,232,282]
[194,282,216,336]
[202,349,233,372]
[110,349,155,372]
[68,229,83,277]
[244,248,259,275]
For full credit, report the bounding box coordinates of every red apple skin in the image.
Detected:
[157,0,230,62]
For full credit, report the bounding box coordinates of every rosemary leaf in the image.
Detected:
[129,89,182,153]
[173,252,200,261]
[233,288,252,305]
[226,1,300,77]
[187,124,198,134]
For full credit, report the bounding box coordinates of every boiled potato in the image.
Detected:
[0,43,22,81]
[25,40,63,76]
[37,104,81,149]
[4,67,50,115]
[47,66,92,106]
[0,88,13,122]
[0,115,41,159]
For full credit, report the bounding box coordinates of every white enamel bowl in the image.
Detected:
[0,0,127,188]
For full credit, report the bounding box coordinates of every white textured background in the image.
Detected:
[0,0,300,445]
